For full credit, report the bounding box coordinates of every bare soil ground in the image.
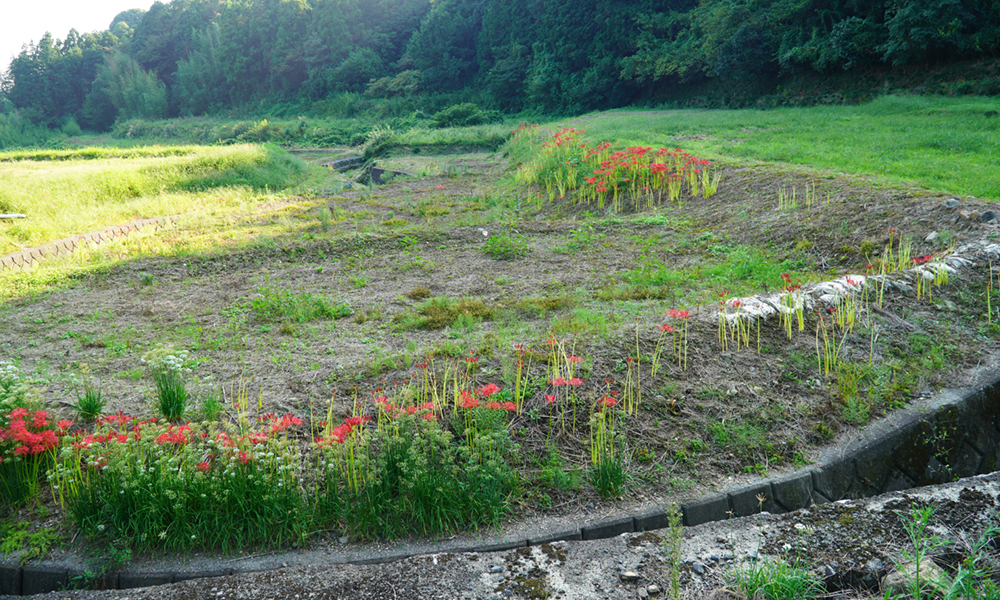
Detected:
[2,148,1000,569]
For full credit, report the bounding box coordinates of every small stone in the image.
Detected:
[866,558,885,573]
[824,564,837,578]
[716,535,727,544]
[709,554,720,563]
[647,584,662,595]
[691,562,706,575]
[882,558,950,596]
[490,566,504,574]
[638,586,648,599]
[959,209,982,221]
[620,571,641,581]
[925,231,939,243]
[944,198,960,208]
[747,551,759,561]
[338,536,349,544]
[982,210,996,223]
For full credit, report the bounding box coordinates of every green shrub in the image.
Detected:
[144,351,191,421]
[430,103,494,128]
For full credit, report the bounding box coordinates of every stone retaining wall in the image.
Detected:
[2,368,998,595]
[0,216,177,272]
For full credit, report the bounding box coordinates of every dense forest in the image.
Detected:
[1,0,999,133]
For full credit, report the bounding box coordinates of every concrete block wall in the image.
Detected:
[0,216,176,272]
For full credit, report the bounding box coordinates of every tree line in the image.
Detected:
[2,0,998,131]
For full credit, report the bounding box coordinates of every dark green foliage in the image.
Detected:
[430,103,494,128]
[3,0,1000,132]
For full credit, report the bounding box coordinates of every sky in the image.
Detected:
[1,0,149,76]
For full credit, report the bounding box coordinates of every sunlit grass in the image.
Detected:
[0,145,306,254]
[574,95,1000,200]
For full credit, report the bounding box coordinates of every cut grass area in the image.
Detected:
[0,144,307,253]
[575,95,1000,200]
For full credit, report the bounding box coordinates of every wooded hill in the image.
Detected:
[2,0,999,132]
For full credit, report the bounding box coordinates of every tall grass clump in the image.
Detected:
[316,395,518,538]
[727,560,824,600]
[143,350,192,421]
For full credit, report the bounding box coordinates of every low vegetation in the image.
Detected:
[0,99,998,599]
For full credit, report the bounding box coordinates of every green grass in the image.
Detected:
[726,559,824,600]
[576,95,1000,200]
[395,123,513,150]
[0,144,306,254]
[250,285,353,323]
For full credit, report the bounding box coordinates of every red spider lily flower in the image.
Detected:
[551,378,567,387]
[503,402,517,411]
[460,396,481,409]
[437,185,445,190]
[9,408,27,419]
[913,255,933,265]
[238,451,250,465]
[477,383,500,397]
[486,401,501,411]
[545,395,556,404]
[196,461,210,472]
[569,377,583,387]
[659,324,673,332]
[567,355,582,364]
[599,396,617,408]
[31,411,49,428]
[268,413,302,434]
[56,420,73,432]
